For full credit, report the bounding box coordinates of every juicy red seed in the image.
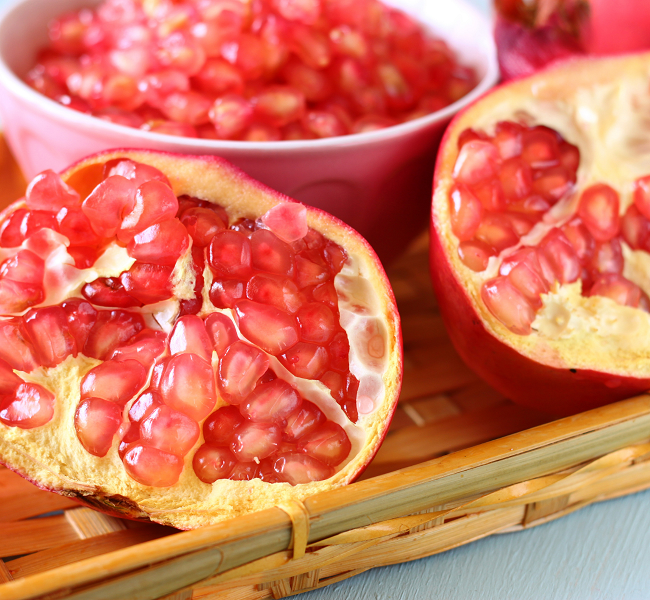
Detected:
[204,313,238,357]
[0,250,43,285]
[312,282,337,307]
[23,307,77,368]
[203,405,244,446]
[218,340,270,403]
[127,219,189,265]
[589,274,648,309]
[246,273,304,313]
[168,315,212,362]
[493,121,523,159]
[531,166,573,202]
[83,309,145,360]
[111,329,166,365]
[521,127,560,169]
[285,400,325,440]
[160,353,217,421]
[253,85,306,127]
[328,331,350,371]
[209,279,245,308]
[622,205,650,251]
[118,180,180,242]
[0,383,55,429]
[590,239,624,275]
[192,444,236,483]
[20,211,59,239]
[129,390,163,423]
[68,246,100,269]
[250,229,295,276]
[481,277,536,335]
[180,207,225,246]
[259,204,308,244]
[82,277,141,308]
[474,213,519,252]
[235,300,300,355]
[297,302,337,343]
[230,421,281,461]
[120,263,174,304]
[449,184,482,241]
[140,405,200,456]
[538,229,580,284]
[118,423,141,459]
[0,280,44,314]
[0,209,28,247]
[499,158,532,201]
[634,175,650,220]
[562,219,595,261]
[458,240,496,272]
[0,360,23,396]
[299,421,351,466]
[229,462,260,481]
[0,321,38,372]
[26,169,81,211]
[273,453,333,484]
[74,397,123,457]
[81,359,147,406]
[56,207,100,246]
[280,342,329,379]
[578,184,620,242]
[82,175,136,238]
[453,140,499,186]
[208,230,252,278]
[122,443,184,487]
[295,256,330,289]
[241,378,302,423]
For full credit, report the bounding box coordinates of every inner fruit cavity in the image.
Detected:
[26,0,478,140]
[449,121,650,335]
[0,158,376,489]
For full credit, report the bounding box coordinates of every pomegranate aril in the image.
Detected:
[501,251,549,309]
[56,207,100,246]
[229,461,260,480]
[203,405,243,446]
[83,309,144,360]
[481,277,536,335]
[0,383,55,429]
[588,274,647,309]
[129,390,163,423]
[531,166,573,202]
[284,400,325,439]
[0,209,28,247]
[253,85,306,128]
[241,378,302,423]
[82,278,141,308]
[299,421,351,466]
[160,353,217,421]
[23,307,76,368]
[474,213,519,252]
[590,238,624,275]
[453,140,499,186]
[273,453,333,484]
[20,210,59,239]
[0,360,23,396]
[168,315,212,362]
[218,340,269,403]
[208,230,252,278]
[26,169,81,211]
[297,302,337,344]
[62,299,97,351]
[181,207,225,246]
[75,397,123,457]
[449,184,483,241]
[192,444,236,483]
[458,240,495,272]
[499,158,532,201]
[205,313,238,357]
[193,58,244,95]
[578,183,620,242]
[493,121,523,160]
[111,330,166,365]
[295,256,330,289]
[81,359,146,406]
[0,321,38,372]
[127,219,189,266]
[0,279,43,314]
[539,229,580,285]
[280,342,329,379]
[104,160,172,189]
[622,205,650,251]
[471,180,507,213]
[120,263,174,304]
[123,443,184,487]
[521,127,560,169]
[208,94,253,139]
[210,279,245,308]
[140,405,199,456]
[328,331,350,372]
[119,180,180,242]
[82,175,136,238]
[250,229,295,276]
[246,274,304,314]
[562,219,595,262]
[634,175,650,220]
[312,281,338,308]
[235,300,299,355]
[231,421,281,461]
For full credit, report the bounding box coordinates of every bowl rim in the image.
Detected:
[0,0,499,154]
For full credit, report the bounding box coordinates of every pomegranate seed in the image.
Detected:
[56,207,101,246]
[578,184,620,242]
[229,461,260,480]
[83,309,144,360]
[241,378,302,423]
[192,444,236,483]
[531,166,573,202]
[311,282,338,307]
[499,158,532,201]
[110,330,166,365]
[218,340,270,402]
[140,405,200,456]
[280,342,329,379]
[208,94,253,139]
[105,159,172,189]
[157,32,206,76]
[299,421,350,466]
[505,212,537,237]
[0,279,43,313]
[127,219,189,266]
[458,240,496,272]
[590,238,624,275]
[62,299,97,351]
[289,24,331,69]
[297,302,337,344]
[328,331,350,372]
[471,180,507,213]
[303,110,348,138]
[0,209,28,247]
[250,229,295,276]
[284,401,326,439]
[26,169,81,211]
[180,207,225,246]
[68,246,100,269]
[500,249,549,309]
[81,358,146,406]
[539,229,581,284]
[75,397,123,457]
[231,421,281,461]
[23,307,76,368]
[493,121,523,160]
[453,140,499,187]
[622,205,650,251]
[205,313,239,357]
[235,300,299,355]
[259,203,308,245]
[82,175,136,238]
[168,315,212,362]
[208,230,252,278]
[20,211,59,239]
[449,184,483,242]
[118,180,180,242]
[123,443,184,487]
[0,383,55,429]
[193,58,244,95]
[508,196,551,215]
[222,33,266,79]
[281,59,330,102]
[295,256,330,289]
[0,321,38,372]
[0,360,23,396]
[203,405,244,445]
[481,277,536,335]
[120,263,174,304]
[521,127,560,169]
[475,213,519,252]
[633,175,650,220]
[274,453,333,484]
[253,85,306,128]
[82,278,141,308]
[562,219,595,262]
[160,353,217,421]
[129,390,163,424]
[210,279,245,308]
[588,273,646,308]
[559,142,580,172]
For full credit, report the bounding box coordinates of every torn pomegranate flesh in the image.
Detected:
[0,159,363,488]
[27,0,478,140]
[450,121,650,334]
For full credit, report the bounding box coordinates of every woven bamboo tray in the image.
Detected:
[2,136,650,600]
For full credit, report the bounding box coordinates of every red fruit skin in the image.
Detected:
[430,58,650,416]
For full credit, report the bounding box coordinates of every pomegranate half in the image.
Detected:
[0,149,401,529]
[431,53,650,416]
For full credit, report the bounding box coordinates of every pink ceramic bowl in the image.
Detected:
[0,0,498,262]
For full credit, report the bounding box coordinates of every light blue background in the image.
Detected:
[1,0,649,598]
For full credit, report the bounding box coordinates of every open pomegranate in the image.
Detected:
[0,149,401,528]
[431,53,650,417]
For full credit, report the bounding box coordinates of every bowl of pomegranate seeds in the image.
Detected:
[0,0,497,261]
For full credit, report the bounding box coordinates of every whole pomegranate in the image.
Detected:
[495,0,650,80]
[431,53,650,416]
[0,150,401,529]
